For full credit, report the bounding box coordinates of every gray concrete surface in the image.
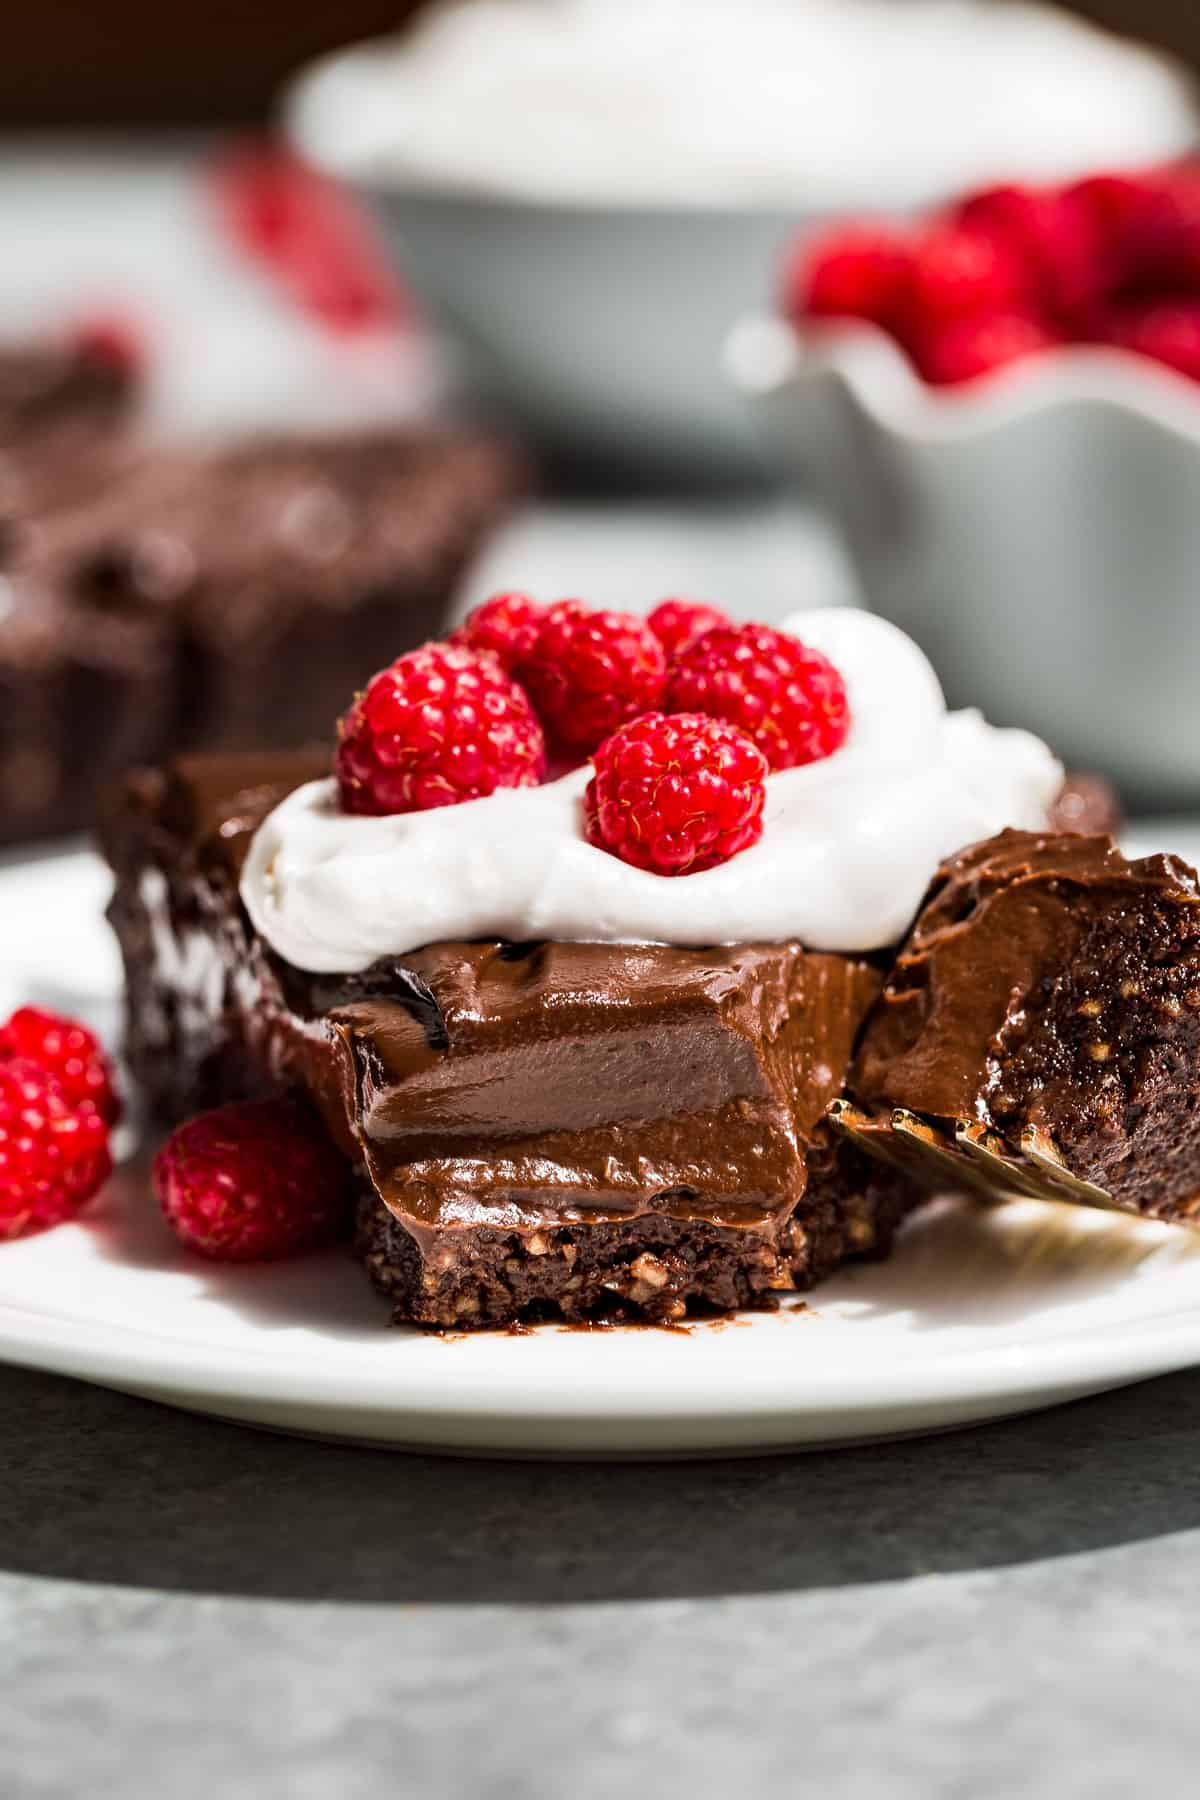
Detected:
[3,1366,1200,1799]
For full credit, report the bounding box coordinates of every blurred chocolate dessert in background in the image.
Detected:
[0,416,525,844]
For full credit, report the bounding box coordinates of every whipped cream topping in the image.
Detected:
[240,609,1063,973]
[298,0,1197,210]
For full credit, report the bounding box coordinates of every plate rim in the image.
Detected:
[8,839,1200,1451]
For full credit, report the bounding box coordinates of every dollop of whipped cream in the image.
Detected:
[241,609,1062,973]
[298,0,1196,210]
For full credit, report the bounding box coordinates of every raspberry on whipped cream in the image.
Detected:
[518,600,667,755]
[242,608,1063,971]
[453,590,548,671]
[585,712,767,876]
[647,598,733,660]
[336,641,546,814]
[665,622,850,770]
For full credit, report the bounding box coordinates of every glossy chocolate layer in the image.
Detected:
[105,752,885,1231]
[334,939,881,1233]
[853,828,1200,1219]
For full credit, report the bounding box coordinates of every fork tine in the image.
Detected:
[827,1099,995,1197]
[825,1097,1131,1217]
[955,1120,1058,1200]
[1019,1125,1128,1215]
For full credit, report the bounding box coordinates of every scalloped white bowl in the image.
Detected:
[730,317,1200,804]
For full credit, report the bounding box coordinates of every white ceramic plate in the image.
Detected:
[3,830,1200,1459]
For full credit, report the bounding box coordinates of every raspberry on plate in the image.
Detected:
[0,1005,121,1124]
[785,225,913,330]
[453,590,548,672]
[337,642,546,815]
[665,623,850,771]
[913,312,1059,387]
[585,712,767,876]
[647,598,733,659]
[518,600,667,755]
[153,1097,352,1262]
[0,1058,112,1238]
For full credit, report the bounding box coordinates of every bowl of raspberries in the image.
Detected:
[728,162,1200,807]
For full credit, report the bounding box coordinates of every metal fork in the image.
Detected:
[825,1098,1128,1217]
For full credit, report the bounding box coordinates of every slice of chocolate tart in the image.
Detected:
[834,829,1200,1227]
[103,751,916,1327]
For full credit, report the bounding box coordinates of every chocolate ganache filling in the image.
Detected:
[852,829,1200,1221]
[104,752,887,1242]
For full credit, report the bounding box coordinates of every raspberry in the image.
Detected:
[0,1006,121,1124]
[785,226,913,329]
[453,591,548,672]
[647,598,733,660]
[665,623,849,771]
[585,713,767,876]
[905,225,1026,326]
[210,142,405,335]
[336,642,546,815]
[72,313,144,379]
[955,184,1104,323]
[1120,165,1200,291]
[913,312,1058,387]
[1100,300,1200,382]
[1066,171,1157,240]
[153,1098,351,1262]
[0,1059,111,1238]
[518,601,667,755]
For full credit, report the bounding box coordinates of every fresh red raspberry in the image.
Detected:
[0,1006,121,1124]
[666,624,849,771]
[913,312,1059,387]
[0,1059,112,1238]
[453,591,548,672]
[905,225,1026,327]
[209,142,406,335]
[336,642,546,815]
[1099,300,1200,382]
[72,312,145,380]
[954,184,1103,323]
[1116,164,1200,291]
[784,225,913,329]
[518,601,667,755]
[647,598,733,660]
[585,712,767,876]
[153,1098,351,1262]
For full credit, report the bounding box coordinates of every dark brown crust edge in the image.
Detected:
[355,1145,913,1329]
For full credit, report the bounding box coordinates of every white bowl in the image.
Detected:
[286,41,821,477]
[284,12,1199,484]
[286,31,1194,486]
[730,316,1200,804]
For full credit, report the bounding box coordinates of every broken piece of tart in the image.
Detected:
[836,829,1200,1226]
[102,750,913,1326]
[103,605,1075,1325]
